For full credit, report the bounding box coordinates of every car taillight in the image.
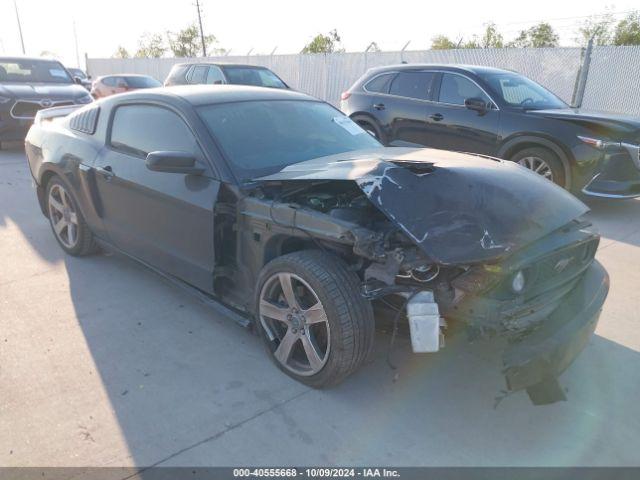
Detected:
[341,91,351,101]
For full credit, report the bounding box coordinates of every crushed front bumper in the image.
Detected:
[582,145,640,199]
[503,260,609,404]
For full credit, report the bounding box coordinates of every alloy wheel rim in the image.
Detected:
[259,273,330,376]
[518,156,554,181]
[48,184,79,249]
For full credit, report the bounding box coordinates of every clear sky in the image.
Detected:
[0,0,638,68]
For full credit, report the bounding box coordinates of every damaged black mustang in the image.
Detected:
[25,86,609,404]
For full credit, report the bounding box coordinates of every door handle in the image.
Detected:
[373,103,385,110]
[96,165,114,180]
[429,113,444,121]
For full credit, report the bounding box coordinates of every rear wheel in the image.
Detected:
[353,117,386,144]
[255,251,374,388]
[46,177,97,256]
[510,147,566,188]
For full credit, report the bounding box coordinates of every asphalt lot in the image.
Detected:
[1,142,640,468]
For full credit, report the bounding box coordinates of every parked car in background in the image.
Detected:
[24,85,608,404]
[91,74,161,99]
[0,57,93,148]
[67,67,92,90]
[164,62,288,89]
[341,64,640,198]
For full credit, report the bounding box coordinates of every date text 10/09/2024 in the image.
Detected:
[233,468,401,478]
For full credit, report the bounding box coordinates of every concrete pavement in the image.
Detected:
[1,144,639,467]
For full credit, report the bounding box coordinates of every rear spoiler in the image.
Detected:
[34,104,83,124]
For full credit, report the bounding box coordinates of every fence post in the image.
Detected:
[571,37,594,108]
[400,41,411,63]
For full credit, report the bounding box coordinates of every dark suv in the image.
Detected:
[341,64,640,198]
[0,57,93,148]
[164,62,288,89]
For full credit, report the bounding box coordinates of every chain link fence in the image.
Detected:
[581,46,640,115]
[87,46,639,115]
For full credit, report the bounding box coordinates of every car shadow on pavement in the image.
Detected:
[2,144,640,467]
[584,197,640,248]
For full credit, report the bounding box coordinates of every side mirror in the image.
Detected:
[146,151,204,175]
[464,97,488,114]
[74,76,83,85]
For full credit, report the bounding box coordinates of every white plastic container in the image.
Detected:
[406,291,442,353]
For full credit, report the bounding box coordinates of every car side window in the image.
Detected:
[187,65,208,84]
[439,73,490,106]
[205,66,226,84]
[364,73,395,94]
[102,77,115,87]
[110,105,201,158]
[389,72,435,100]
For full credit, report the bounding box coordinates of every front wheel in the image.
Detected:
[255,251,375,388]
[510,147,567,188]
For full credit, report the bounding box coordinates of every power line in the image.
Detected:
[490,9,636,29]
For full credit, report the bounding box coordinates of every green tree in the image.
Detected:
[509,22,559,48]
[134,33,167,58]
[479,23,504,48]
[112,46,130,59]
[431,35,457,50]
[302,29,343,54]
[432,24,502,50]
[167,23,222,57]
[613,11,640,45]
[576,13,613,46]
[461,38,481,49]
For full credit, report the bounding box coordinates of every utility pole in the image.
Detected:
[14,0,26,54]
[195,0,207,57]
[73,20,80,68]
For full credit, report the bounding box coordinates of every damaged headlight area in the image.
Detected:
[248,150,608,405]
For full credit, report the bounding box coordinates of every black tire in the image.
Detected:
[255,250,375,388]
[353,117,386,144]
[45,176,98,256]
[510,147,567,188]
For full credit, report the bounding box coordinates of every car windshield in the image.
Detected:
[222,67,287,89]
[0,59,73,84]
[198,100,381,181]
[479,72,567,110]
[125,76,162,88]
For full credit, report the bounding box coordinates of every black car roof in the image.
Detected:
[105,84,317,106]
[366,63,513,76]
[173,62,273,69]
[98,74,156,79]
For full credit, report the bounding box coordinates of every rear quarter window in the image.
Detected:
[187,65,208,84]
[364,73,395,94]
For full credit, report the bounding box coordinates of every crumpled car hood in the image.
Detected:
[255,147,589,265]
